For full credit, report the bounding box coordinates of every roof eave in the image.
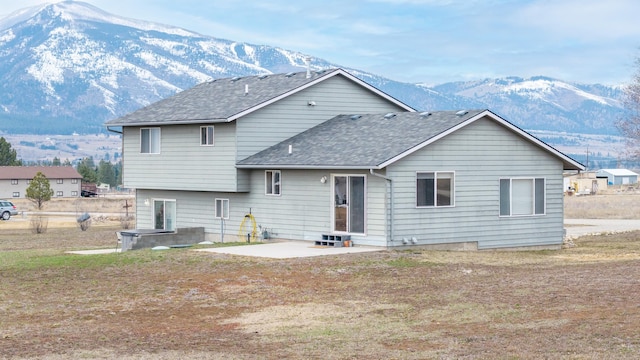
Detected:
[104,118,230,127]
[236,164,382,170]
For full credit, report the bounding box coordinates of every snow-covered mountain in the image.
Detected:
[430,76,624,134]
[0,1,626,136]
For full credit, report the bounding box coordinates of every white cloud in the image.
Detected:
[512,0,640,40]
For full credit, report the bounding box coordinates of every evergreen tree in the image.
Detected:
[77,157,98,183]
[98,160,116,187]
[26,172,54,210]
[114,161,123,187]
[0,137,21,165]
[52,157,61,166]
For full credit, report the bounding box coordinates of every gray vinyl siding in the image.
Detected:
[135,171,332,242]
[135,169,388,245]
[124,75,405,193]
[388,117,565,249]
[236,75,408,161]
[122,123,239,192]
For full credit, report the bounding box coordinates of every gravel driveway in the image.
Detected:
[564,218,640,239]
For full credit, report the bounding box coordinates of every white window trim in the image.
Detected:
[11,179,18,185]
[57,179,64,184]
[416,171,455,208]
[56,191,63,197]
[331,173,368,235]
[200,125,215,146]
[215,198,229,219]
[153,198,177,231]
[140,127,161,154]
[499,177,546,217]
[265,170,282,196]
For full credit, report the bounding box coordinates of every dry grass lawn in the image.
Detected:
[564,193,640,219]
[0,196,639,359]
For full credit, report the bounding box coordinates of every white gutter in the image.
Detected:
[369,169,393,247]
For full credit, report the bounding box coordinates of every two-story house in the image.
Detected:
[106,68,583,250]
[0,166,82,199]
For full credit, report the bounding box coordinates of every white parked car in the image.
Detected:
[0,200,18,220]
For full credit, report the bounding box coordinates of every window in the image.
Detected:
[57,179,63,184]
[56,191,63,197]
[71,179,78,184]
[416,172,454,207]
[12,192,19,198]
[140,128,161,154]
[200,126,214,146]
[500,178,545,216]
[265,170,281,196]
[11,179,18,185]
[215,198,229,219]
[154,199,176,231]
[71,191,78,196]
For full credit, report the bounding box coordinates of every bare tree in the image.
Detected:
[618,58,640,158]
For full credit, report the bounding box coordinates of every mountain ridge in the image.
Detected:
[0,1,626,138]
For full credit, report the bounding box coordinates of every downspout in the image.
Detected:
[369,168,393,247]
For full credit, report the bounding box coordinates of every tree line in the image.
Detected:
[0,136,121,187]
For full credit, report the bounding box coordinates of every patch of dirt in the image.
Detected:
[1,194,640,358]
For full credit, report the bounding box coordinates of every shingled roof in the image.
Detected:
[0,166,82,180]
[105,68,414,127]
[236,109,584,170]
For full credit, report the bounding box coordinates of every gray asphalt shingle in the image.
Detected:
[106,69,350,126]
[237,110,487,169]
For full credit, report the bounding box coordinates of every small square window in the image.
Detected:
[56,191,63,197]
[12,192,19,198]
[141,128,161,154]
[57,179,64,184]
[265,170,281,196]
[71,191,78,196]
[71,179,78,184]
[200,126,214,146]
[11,179,18,185]
[215,198,229,219]
[416,171,454,207]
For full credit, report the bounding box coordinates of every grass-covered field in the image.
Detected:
[1,195,639,359]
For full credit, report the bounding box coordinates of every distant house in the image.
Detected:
[0,166,82,199]
[563,172,608,195]
[596,169,639,186]
[106,68,584,250]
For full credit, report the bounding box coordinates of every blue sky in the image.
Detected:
[2,0,640,85]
